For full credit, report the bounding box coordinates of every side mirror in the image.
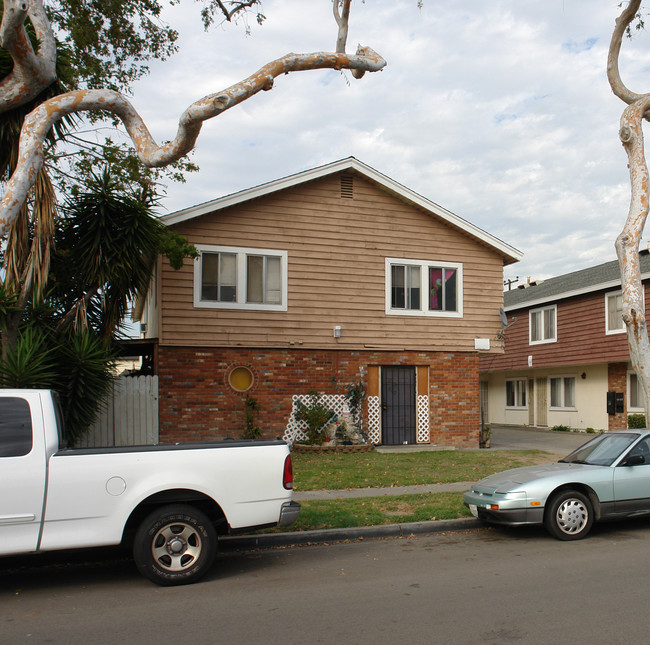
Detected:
[622,454,646,467]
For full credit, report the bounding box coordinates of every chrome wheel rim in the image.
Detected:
[556,498,588,535]
[151,522,202,572]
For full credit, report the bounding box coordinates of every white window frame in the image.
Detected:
[529,304,557,345]
[605,290,625,335]
[628,371,646,412]
[385,257,463,318]
[505,378,527,408]
[194,244,288,311]
[549,375,576,410]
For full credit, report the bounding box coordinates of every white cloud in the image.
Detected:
[127,0,650,287]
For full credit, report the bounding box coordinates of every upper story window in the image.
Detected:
[194,245,288,311]
[386,258,463,317]
[606,291,625,335]
[529,305,556,344]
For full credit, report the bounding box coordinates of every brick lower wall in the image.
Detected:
[157,346,480,448]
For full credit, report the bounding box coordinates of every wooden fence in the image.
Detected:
[77,375,159,447]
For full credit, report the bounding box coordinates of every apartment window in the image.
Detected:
[550,376,576,409]
[195,245,288,311]
[506,379,527,408]
[386,258,462,317]
[606,291,625,334]
[530,305,556,344]
[629,372,645,411]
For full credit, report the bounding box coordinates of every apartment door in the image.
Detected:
[536,377,548,426]
[381,366,416,445]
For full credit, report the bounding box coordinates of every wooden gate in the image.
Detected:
[76,375,159,447]
[381,366,416,445]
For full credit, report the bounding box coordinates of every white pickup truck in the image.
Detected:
[0,389,299,585]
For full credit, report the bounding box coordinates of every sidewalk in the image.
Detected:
[221,425,591,550]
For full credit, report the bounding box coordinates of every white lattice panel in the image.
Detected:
[367,395,381,444]
[417,395,430,443]
[284,394,357,445]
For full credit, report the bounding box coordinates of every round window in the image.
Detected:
[229,366,254,392]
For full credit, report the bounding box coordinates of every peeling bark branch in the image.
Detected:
[0,0,57,112]
[617,96,650,418]
[611,1,650,418]
[333,0,351,53]
[0,46,386,237]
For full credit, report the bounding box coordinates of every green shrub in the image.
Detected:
[585,427,596,434]
[628,414,647,429]
[294,391,336,445]
[551,424,572,433]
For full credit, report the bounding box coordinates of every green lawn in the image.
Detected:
[258,449,555,533]
[292,449,549,491]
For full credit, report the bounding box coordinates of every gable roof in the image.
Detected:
[504,251,650,311]
[161,157,522,266]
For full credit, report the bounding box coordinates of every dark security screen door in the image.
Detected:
[381,366,416,445]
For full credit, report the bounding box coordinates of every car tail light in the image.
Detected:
[283,454,294,490]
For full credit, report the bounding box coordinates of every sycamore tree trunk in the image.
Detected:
[609,0,650,421]
[0,0,385,238]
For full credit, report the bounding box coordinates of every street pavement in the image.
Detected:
[223,425,593,550]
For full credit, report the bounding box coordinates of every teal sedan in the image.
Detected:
[463,430,650,540]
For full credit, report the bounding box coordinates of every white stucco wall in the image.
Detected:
[482,364,610,431]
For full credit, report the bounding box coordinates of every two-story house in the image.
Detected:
[480,252,650,432]
[141,158,521,447]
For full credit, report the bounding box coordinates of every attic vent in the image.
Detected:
[340,175,354,199]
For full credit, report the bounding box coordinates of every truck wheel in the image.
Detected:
[133,504,217,586]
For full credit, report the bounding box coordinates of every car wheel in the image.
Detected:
[544,490,594,541]
[133,504,217,586]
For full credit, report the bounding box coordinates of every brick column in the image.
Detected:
[607,362,628,431]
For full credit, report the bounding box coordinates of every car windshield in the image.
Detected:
[560,433,640,466]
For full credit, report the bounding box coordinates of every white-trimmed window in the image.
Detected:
[550,376,576,409]
[529,305,556,344]
[629,372,646,411]
[605,291,625,335]
[386,258,462,317]
[194,245,288,311]
[506,379,527,408]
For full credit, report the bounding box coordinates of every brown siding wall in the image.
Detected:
[480,285,649,373]
[158,346,479,448]
[160,173,506,353]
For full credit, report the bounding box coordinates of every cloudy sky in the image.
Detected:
[130,0,650,287]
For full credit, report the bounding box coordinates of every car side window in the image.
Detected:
[0,397,33,457]
[628,438,650,463]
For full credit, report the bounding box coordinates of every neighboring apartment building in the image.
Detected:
[480,252,650,431]
[141,158,521,447]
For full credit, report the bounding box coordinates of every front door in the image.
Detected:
[536,377,548,426]
[381,366,416,445]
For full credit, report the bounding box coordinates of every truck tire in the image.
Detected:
[133,504,217,586]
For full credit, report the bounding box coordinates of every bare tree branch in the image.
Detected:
[0,0,57,111]
[607,0,647,106]
[610,0,650,418]
[0,44,385,237]
[333,0,351,54]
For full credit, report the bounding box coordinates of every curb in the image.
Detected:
[220,517,483,550]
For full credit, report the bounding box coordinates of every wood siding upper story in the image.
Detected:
[157,172,509,352]
[480,283,650,373]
